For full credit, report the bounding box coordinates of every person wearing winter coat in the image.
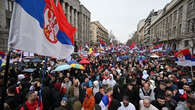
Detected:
[68,79,80,99]
[112,84,123,102]
[82,88,95,110]
[20,91,43,110]
[108,98,121,110]
[93,80,99,96]
[103,74,116,88]
[54,97,69,110]
[124,83,140,110]
[73,98,82,110]
[139,82,155,101]
[95,87,105,104]
[118,96,136,110]
[99,88,113,110]
[139,97,158,110]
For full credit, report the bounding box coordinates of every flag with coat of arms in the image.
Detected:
[8,0,76,59]
[175,49,191,66]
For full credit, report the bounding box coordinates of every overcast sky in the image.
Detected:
[80,0,172,43]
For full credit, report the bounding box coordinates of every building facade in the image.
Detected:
[143,10,162,46]
[0,0,91,51]
[137,19,145,45]
[90,21,109,45]
[149,0,195,52]
[129,0,195,53]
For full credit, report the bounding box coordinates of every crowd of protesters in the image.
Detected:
[0,48,195,110]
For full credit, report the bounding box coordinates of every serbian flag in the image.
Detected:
[175,49,191,66]
[151,44,163,52]
[99,95,112,110]
[8,0,76,59]
[99,39,105,49]
[0,51,5,67]
[191,56,195,66]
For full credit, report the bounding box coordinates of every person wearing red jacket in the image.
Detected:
[82,88,95,110]
[20,91,43,110]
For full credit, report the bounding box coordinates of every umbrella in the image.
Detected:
[23,58,31,63]
[137,56,146,61]
[119,55,130,60]
[71,64,85,70]
[31,58,42,63]
[53,64,71,72]
[150,54,160,58]
[68,60,77,64]
[79,59,90,64]
[23,68,36,73]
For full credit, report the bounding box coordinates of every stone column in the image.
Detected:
[71,8,74,26]
[81,14,84,43]
[84,15,86,42]
[61,2,65,12]
[86,17,88,42]
[0,0,7,29]
[67,6,70,22]
[75,11,78,41]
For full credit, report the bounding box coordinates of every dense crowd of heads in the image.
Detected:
[0,51,195,110]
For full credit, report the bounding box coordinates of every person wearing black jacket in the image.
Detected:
[94,87,105,104]
[108,98,121,110]
[152,95,167,110]
[124,83,140,110]
[4,85,19,110]
[112,84,123,102]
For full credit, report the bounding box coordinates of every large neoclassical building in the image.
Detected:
[0,0,91,52]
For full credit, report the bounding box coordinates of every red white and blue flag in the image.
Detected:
[99,39,106,49]
[175,49,191,66]
[9,0,76,58]
[191,56,195,66]
[151,44,163,52]
[0,51,5,66]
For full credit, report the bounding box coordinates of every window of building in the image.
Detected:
[188,0,193,12]
[169,14,172,27]
[178,24,182,35]
[193,0,195,8]
[187,20,191,32]
[185,40,189,47]
[192,19,195,32]
[178,6,183,23]
[173,10,177,25]
[7,0,13,12]
[173,26,176,37]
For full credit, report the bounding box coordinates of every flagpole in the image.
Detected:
[38,56,48,107]
[55,0,58,6]
[1,48,11,110]
[191,65,194,77]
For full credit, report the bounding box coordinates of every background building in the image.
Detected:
[90,21,109,45]
[128,0,195,53]
[149,0,195,52]
[137,19,145,45]
[0,0,91,51]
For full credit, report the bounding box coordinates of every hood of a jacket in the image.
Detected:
[86,88,93,96]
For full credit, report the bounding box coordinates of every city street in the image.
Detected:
[0,0,195,110]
